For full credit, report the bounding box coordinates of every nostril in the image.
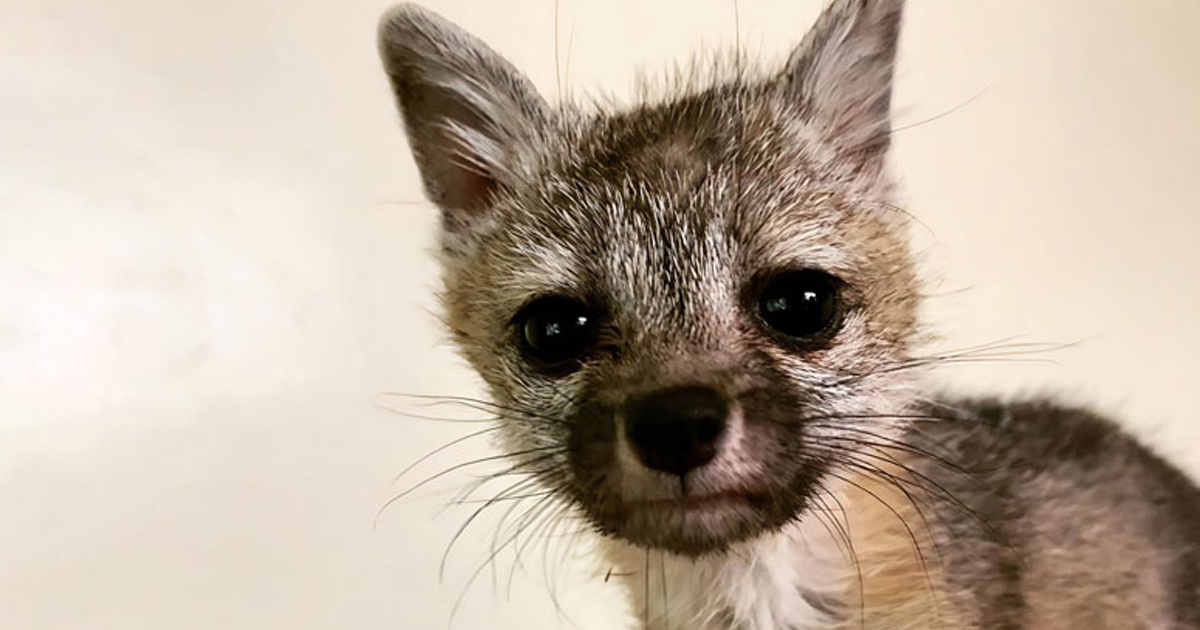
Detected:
[624,385,730,477]
[694,414,724,444]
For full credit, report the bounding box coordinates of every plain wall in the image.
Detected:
[2,1,1198,628]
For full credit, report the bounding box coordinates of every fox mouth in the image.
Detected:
[577,480,814,556]
[631,487,771,511]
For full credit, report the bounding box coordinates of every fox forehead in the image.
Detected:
[461,103,893,313]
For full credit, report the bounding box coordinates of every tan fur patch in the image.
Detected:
[831,467,974,630]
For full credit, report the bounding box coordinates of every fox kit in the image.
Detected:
[376,1,1200,628]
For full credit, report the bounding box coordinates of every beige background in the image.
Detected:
[1,0,1198,628]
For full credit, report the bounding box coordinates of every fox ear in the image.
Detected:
[782,0,903,176]
[377,4,549,242]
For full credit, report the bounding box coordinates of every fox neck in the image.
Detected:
[597,468,961,630]
[600,519,846,630]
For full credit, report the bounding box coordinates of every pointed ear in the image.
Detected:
[783,0,903,175]
[377,4,549,238]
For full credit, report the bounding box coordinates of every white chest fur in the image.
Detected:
[600,520,851,630]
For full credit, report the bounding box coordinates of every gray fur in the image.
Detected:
[377,1,1200,628]
[913,399,1200,629]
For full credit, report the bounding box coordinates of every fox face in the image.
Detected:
[379,0,921,556]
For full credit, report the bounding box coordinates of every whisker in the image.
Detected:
[659,549,669,620]
[531,501,574,611]
[821,467,940,620]
[834,346,1077,385]
[396,445,563,493]
[441,454,569,510]
[807,483,865,628]
[449,492,561,626]
[563,15,578,95]
[373,404,499,424]
[814,449,949,560]
[391,425,502,485]
[810,441,999,545]
[643,549,651,628]
[441,475,549,581]
[888,88,988,136]
[375,447,565,527]
[553,0,562,101]
[377,391,572,426]
[807,425,972,478]
[448,490,555,506]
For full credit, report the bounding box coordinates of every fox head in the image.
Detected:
[379,0,919,555]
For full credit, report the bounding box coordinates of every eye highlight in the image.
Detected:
[756,269,843,344]
[514,296,597,370]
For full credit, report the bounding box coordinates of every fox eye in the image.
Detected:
[515,296,597,369]
[757,270,843,343]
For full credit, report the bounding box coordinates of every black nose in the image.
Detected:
[624,385,729,477]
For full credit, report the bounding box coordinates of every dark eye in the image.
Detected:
[515,296,597,368]
[757,270,843,342]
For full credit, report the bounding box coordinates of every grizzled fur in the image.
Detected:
[377,1,1200,628]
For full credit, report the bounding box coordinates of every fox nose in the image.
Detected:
[624,385,729,477]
